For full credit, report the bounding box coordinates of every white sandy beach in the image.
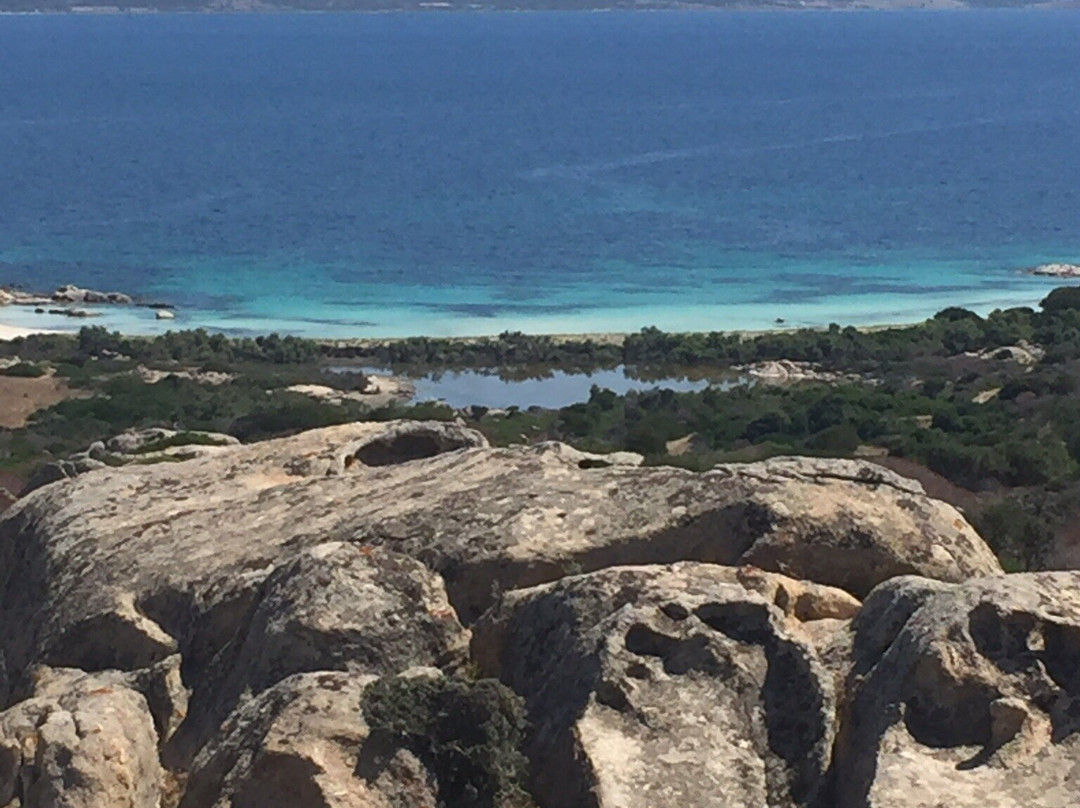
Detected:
[0,323,61,341]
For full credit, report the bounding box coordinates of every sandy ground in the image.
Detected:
[0,375,86,429]
[0,323,62,341]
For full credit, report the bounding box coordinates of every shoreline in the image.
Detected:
[0,323,62,340]
[0,274,1072,343]
[0,307,923,344]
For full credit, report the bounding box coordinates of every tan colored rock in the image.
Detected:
[0,668,163,808]
[180,671,386,808]
[184,669,518,808]
[835,572,1080,808]
[0,423,997,704]
[472,562,840,808]
[726,456,1001,597]
[134,366,234,386]
[170,542,470,763]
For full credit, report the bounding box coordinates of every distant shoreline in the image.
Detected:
[1,4,1077,14]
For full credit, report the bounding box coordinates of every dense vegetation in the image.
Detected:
[361,675,534,808]
[4,286,1080,571]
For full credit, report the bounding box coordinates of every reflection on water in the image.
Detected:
[345,365,748,410]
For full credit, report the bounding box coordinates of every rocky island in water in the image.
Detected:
[1,285,1080,806]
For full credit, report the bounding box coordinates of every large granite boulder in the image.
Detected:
[0,667,163,808]
[721,456,1001,598]
[181,668,531,808]
[0,421,999,703]
[168,541,470,765]
[472,562,850,808]
[834,572,1080,808]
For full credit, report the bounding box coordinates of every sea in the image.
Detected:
[0,10,1078,338]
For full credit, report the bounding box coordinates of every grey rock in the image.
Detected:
[51,285,133,305]
[834,572,1080,808]
[0,667,163,808]
[473,562,844,808]
[180,670,437,808]
[0,422,997,703]
[171,542,469,763]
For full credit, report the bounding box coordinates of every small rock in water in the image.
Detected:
[1029,263,1080,277]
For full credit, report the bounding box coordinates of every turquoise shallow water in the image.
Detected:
[1,12,1078,337]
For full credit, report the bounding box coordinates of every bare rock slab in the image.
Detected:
[473,562,848,808]
[0,668,163,808]
[835,571,1080,808]
[0,423,998,702]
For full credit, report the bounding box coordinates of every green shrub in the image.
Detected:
[1041,286,1080,312]
[1,362,46,378]
[362,675,535,808]
[804,423,861,453]
[970,498,1056,572]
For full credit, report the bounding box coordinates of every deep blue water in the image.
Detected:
[0,11,1078,336]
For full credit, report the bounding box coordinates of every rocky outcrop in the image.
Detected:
[134,366,234,385]
[734,360,867,385]
[716,456,1001,597]
[22,428,239,495]
[0,416,1074,807]
[170,542,470,764]
[473,563,847,808]
[0,423,998,700]
[181,667,530,808]
[834,572,1080,807]
[0,667,163,808]
[964,341,1045,365]
[51,285,133,305]
[1029,263,1080,278]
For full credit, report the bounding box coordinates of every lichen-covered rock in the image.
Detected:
[180,671,386,808]
[181,668,531,808]
[0,668,163,808]
[473,562,842,808]
[0,423,997,704]
[171,542,470,763]
[721,456,1002,597]
[834,572,1080,808]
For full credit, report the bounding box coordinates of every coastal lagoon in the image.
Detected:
[1,11,1078,337]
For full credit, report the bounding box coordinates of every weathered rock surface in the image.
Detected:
[727,456,1001,597]
[182,667,524,808]
[21,428,239,495]
[180,671,386,808]
[0,667,163,808]
[1,416,1076,807]
[835,572,1080,807]
[170,542,469,764]
[0,422,998,703]
[473,562,845,808]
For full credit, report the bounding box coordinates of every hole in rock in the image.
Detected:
[351,427,476,467]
